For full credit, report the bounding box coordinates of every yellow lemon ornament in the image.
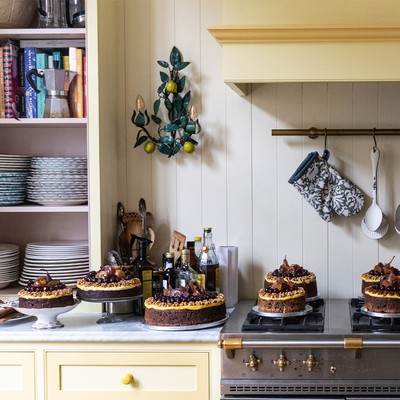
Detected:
[165,80,178,94]
[144,141,156,154]
[183,141,195,154]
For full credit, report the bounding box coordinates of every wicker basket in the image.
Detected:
[0,0,37,28]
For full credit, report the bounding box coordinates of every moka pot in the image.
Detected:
[26,69,76,118]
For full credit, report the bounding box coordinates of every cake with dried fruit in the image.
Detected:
[361,257,399,294]
[258,277,306,313]
[264,257,318,298]
[364,273,400,314]
[144,281,226,326]
[18,272,74,309]
[76,265,141,301]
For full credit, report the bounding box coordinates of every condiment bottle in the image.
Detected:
[176,249,196,288]
[198,227,220,292]
[162,252,176,289]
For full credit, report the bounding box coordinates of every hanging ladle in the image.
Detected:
[364,146,383,232]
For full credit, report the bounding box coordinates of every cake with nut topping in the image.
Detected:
[264,257,318,298]
[144,281,226,326]
[258,277,306,313]
[76,265,142,301]
[361,257,399,294]
[18,272,74,309]
[364,273,400,314]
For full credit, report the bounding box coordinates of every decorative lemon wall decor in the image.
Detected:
[131,47,201,157]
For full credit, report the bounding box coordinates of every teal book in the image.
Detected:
[36,52,48,118]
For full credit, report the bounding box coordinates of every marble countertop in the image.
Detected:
[0,311,225,343]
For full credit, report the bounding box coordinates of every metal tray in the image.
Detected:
[361,306,400,319]
[76,294,142,303]
[252,304,313,318]
[142,315,229,331]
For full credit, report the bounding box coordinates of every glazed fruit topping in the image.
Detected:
[85,265,134,283]
[153,280,217,303]
[265,277,299,294]
[372,272,400,291]
[26,271,66,292]
[368,257,399,276]
[272,257,309,277]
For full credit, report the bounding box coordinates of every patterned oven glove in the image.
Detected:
[288,150,333,222]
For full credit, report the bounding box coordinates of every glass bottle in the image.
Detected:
[132,236,153,316]
[194,236,202,257]
[176,249,196,288]
[187,240,199,272]
[162,252,176,290]
[198,227,220,292]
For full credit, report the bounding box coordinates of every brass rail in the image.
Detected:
[272,128,400,138]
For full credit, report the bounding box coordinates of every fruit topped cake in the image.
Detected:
[18,272,74,309]
[76,265,142,301]
[364,272,400,314]
[361,257,399,294]
[258,277,306,313]
[144,281,226,326]
[264,257,318,298]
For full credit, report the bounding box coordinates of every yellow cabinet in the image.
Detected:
[46,351,210,400]
[0,352,35,400]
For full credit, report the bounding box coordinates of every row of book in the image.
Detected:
[0,39,86,119]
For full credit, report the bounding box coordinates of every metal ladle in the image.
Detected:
[395,204,400,235]
[364,147,383,231]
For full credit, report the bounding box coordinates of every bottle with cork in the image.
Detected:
[198,227,220,292]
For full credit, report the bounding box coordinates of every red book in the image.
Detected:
[3,41,19,119]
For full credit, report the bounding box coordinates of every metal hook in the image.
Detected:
[373,128,377,150]
[324,128,328,150]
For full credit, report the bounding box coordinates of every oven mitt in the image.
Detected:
[329,165,364,217]
[288,150,333,222]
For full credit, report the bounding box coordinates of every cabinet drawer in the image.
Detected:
[0,352,35,400]
[46,351,209,400]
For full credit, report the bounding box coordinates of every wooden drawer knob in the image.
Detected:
[121,373,134,385]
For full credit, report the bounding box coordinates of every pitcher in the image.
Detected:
[26,69,76,118]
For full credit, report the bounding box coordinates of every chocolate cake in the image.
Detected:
[18,272,74,309]
[364,273,400,314]
[264,257,318,298]
[258,277,306,313]
[144,281,226,326]
[361,257,399,294]
[76,265,141,301]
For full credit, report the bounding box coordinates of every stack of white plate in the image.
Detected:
[19,240,89,287]
[26,157,87,206]
[0,244,20,289]
[0,154,31,206]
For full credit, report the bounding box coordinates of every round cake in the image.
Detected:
[76,265,142,301]
[258,277,306,313]
[364,273,400,314]
[18,273,74,309]
[144,281,226,326]
[361,257,398,294]
[264,257,317,298]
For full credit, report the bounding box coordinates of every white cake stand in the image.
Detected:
[77,295,142,324]
[10,299,80,329]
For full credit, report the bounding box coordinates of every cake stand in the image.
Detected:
[76,295,142,324]
[10,299,81,329]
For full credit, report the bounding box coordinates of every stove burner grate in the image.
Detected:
[242,298,324,332]
[350,298,400,332]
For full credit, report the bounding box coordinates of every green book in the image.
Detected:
[36,52,48,119]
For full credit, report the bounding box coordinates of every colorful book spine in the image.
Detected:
[68,47,77,117]
[24,47,37,119]
[76,48,83,118]
[17,49,26,118]
[83,54,87,118]
[3,41,19,119]
[0,48,4,118]
[36,52,48,119]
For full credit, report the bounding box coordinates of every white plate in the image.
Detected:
[143,315,229,331]
[252,304,313,318]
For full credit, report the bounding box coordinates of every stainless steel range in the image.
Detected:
[219,298,400,400]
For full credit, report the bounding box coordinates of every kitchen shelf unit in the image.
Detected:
[0,1,122,295]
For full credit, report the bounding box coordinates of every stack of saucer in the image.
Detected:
[19,240,89,287]
[26,157,87,206]
[0,154,31,205]
[0,244,20,289]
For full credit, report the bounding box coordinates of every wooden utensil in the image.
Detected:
[169,230,186,264]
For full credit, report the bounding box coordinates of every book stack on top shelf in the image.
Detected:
[0,38,86,119]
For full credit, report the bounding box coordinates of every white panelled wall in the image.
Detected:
[121,0,400,300]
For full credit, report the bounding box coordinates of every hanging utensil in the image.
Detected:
[395,204,400,235]
[364,147,383,231]
[138,198,147,238]
[361,214,389,240]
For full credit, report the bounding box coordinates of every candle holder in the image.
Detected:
[131,46,201,157]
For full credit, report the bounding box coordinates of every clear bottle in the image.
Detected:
[194,236,202,257]
[176,249,196,288]
[162,252,176,290]
[198,227,220,292]
[132,236,153,316]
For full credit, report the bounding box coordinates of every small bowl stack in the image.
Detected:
[0,244,20,289]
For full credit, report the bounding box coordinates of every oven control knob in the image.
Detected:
[273,354,290,372]
[330,365,337,374]
[245,354,262,372]
[303,355,320,372]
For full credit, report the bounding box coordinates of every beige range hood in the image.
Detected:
[208,0,400,96]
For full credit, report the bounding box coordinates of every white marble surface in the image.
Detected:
[0,312,225,342]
